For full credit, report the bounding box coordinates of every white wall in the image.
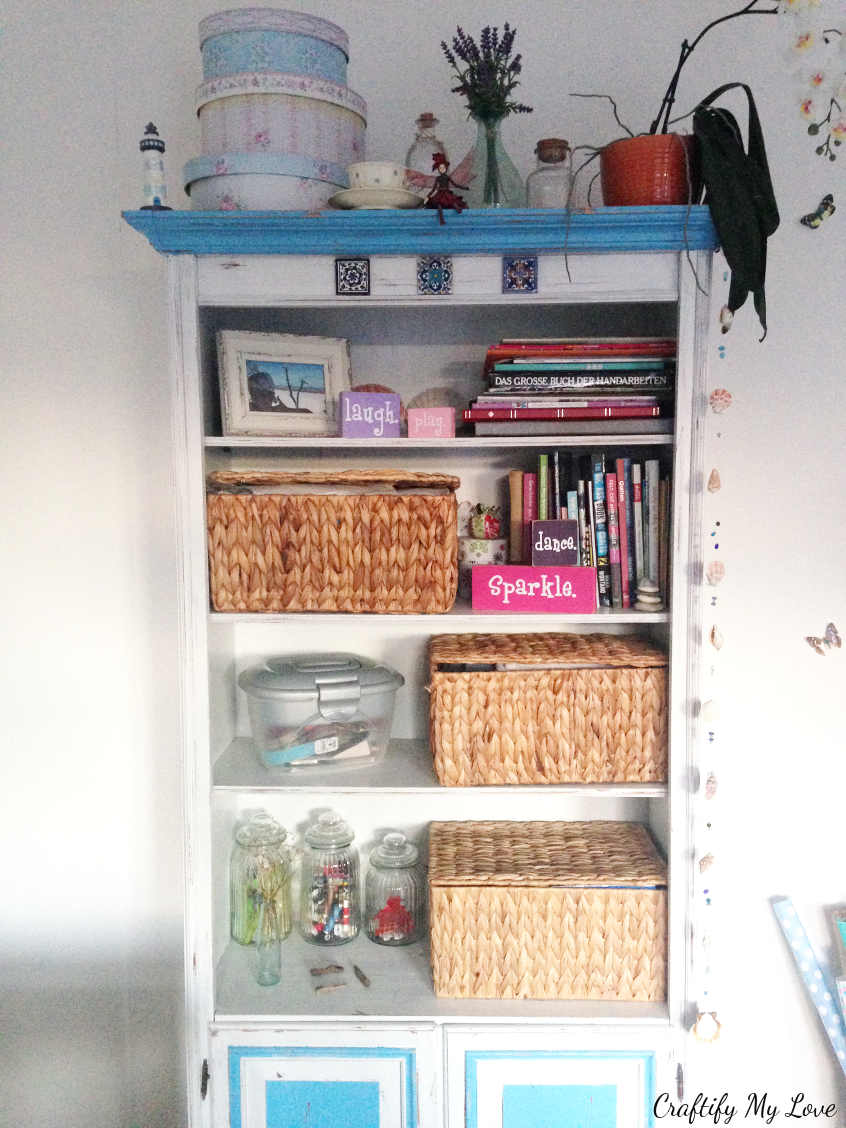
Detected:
[1,1,843,1125]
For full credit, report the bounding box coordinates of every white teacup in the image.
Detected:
[347,161,407,190]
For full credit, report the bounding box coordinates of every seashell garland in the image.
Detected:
[709,387,733,413]
[705,560,725,586]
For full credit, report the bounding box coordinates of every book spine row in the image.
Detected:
[505,452,672,610]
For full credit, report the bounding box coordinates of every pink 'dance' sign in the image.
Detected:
[472,565,597,613]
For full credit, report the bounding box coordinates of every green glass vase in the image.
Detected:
[464,116,526,209]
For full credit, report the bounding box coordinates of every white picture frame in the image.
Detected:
[217,330,352,436]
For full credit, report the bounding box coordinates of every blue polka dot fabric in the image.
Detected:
[773,896,846,1076]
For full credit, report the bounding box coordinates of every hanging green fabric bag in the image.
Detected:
[693,82,780,339]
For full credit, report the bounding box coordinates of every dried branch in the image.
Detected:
[570,93,635,138]
[650,1,779,133]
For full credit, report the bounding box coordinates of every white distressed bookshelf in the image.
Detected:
[124,207,714,1128]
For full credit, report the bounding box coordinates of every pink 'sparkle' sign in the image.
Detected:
[472,565,597,613]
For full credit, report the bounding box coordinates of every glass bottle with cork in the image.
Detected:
[526,137,571,208]
[405,112,447,175]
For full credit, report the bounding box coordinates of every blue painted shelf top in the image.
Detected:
[122,206,718,256]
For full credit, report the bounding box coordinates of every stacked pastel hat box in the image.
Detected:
[183,7,367,210]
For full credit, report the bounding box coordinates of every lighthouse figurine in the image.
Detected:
[139,123,171,210]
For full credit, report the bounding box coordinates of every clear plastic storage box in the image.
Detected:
[238,653,404,771]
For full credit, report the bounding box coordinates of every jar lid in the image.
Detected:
[305,810,355,848]
[370,831,418,868]
[234,810,287,847]
[535,137,570,162]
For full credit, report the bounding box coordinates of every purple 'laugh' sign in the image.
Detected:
[339,391,401,438]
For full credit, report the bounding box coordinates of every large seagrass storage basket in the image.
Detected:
[429,820,667,1001]
[207,469,459,613]
[428,632,667,785]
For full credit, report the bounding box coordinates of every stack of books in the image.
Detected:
[507,450,672,610]
[464,337,676,435]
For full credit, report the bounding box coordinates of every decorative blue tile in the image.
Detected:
[335,257,370,295]
[417,255,453,295]
[502,255,538,293]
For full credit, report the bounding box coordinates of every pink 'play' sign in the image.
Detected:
[471,565,597,613]
[406,406,456,438]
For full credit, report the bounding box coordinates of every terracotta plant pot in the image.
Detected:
[600,133,700,206]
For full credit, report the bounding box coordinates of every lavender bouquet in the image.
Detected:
[440,23,533,123]
[440,23,532,207]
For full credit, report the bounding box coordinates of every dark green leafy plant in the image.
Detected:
[693,83,780,340]
[440,24,533,122]
[565,2,787,339]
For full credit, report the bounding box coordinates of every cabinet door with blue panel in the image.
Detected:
[211,1024,439,1128]
[446,1026,672,1128]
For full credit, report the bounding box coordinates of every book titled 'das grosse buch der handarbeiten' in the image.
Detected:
[487,369,674,391]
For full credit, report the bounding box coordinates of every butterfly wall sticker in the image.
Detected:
[805,622,842,656]
[800,193,836,230]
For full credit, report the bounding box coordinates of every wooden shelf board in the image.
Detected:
[205,433,674,450]
[213,737,669,796]
[209,603,670,626]
[215,934,670,1024]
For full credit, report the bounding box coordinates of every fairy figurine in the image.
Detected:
[424,152,467,223]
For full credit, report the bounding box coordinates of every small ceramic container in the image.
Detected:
[347,161,407,190]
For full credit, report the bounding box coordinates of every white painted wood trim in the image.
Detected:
[169,255,216,1128]
[209,1023,441,1128]
[444,1024,676,1128]
[667,250,713,1044]
[196,252,678,306]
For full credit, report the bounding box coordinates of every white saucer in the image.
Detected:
[329,186,425,210]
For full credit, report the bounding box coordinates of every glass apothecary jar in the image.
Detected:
[229,809,292,947]
[365,832,424,946]
[526,137,571,208]
[299,810,360,945]
[405,111,447,175]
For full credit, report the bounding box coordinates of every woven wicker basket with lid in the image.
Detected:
[207,469,459,613]
[428,819,667,1000]
[428,632,668,785]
